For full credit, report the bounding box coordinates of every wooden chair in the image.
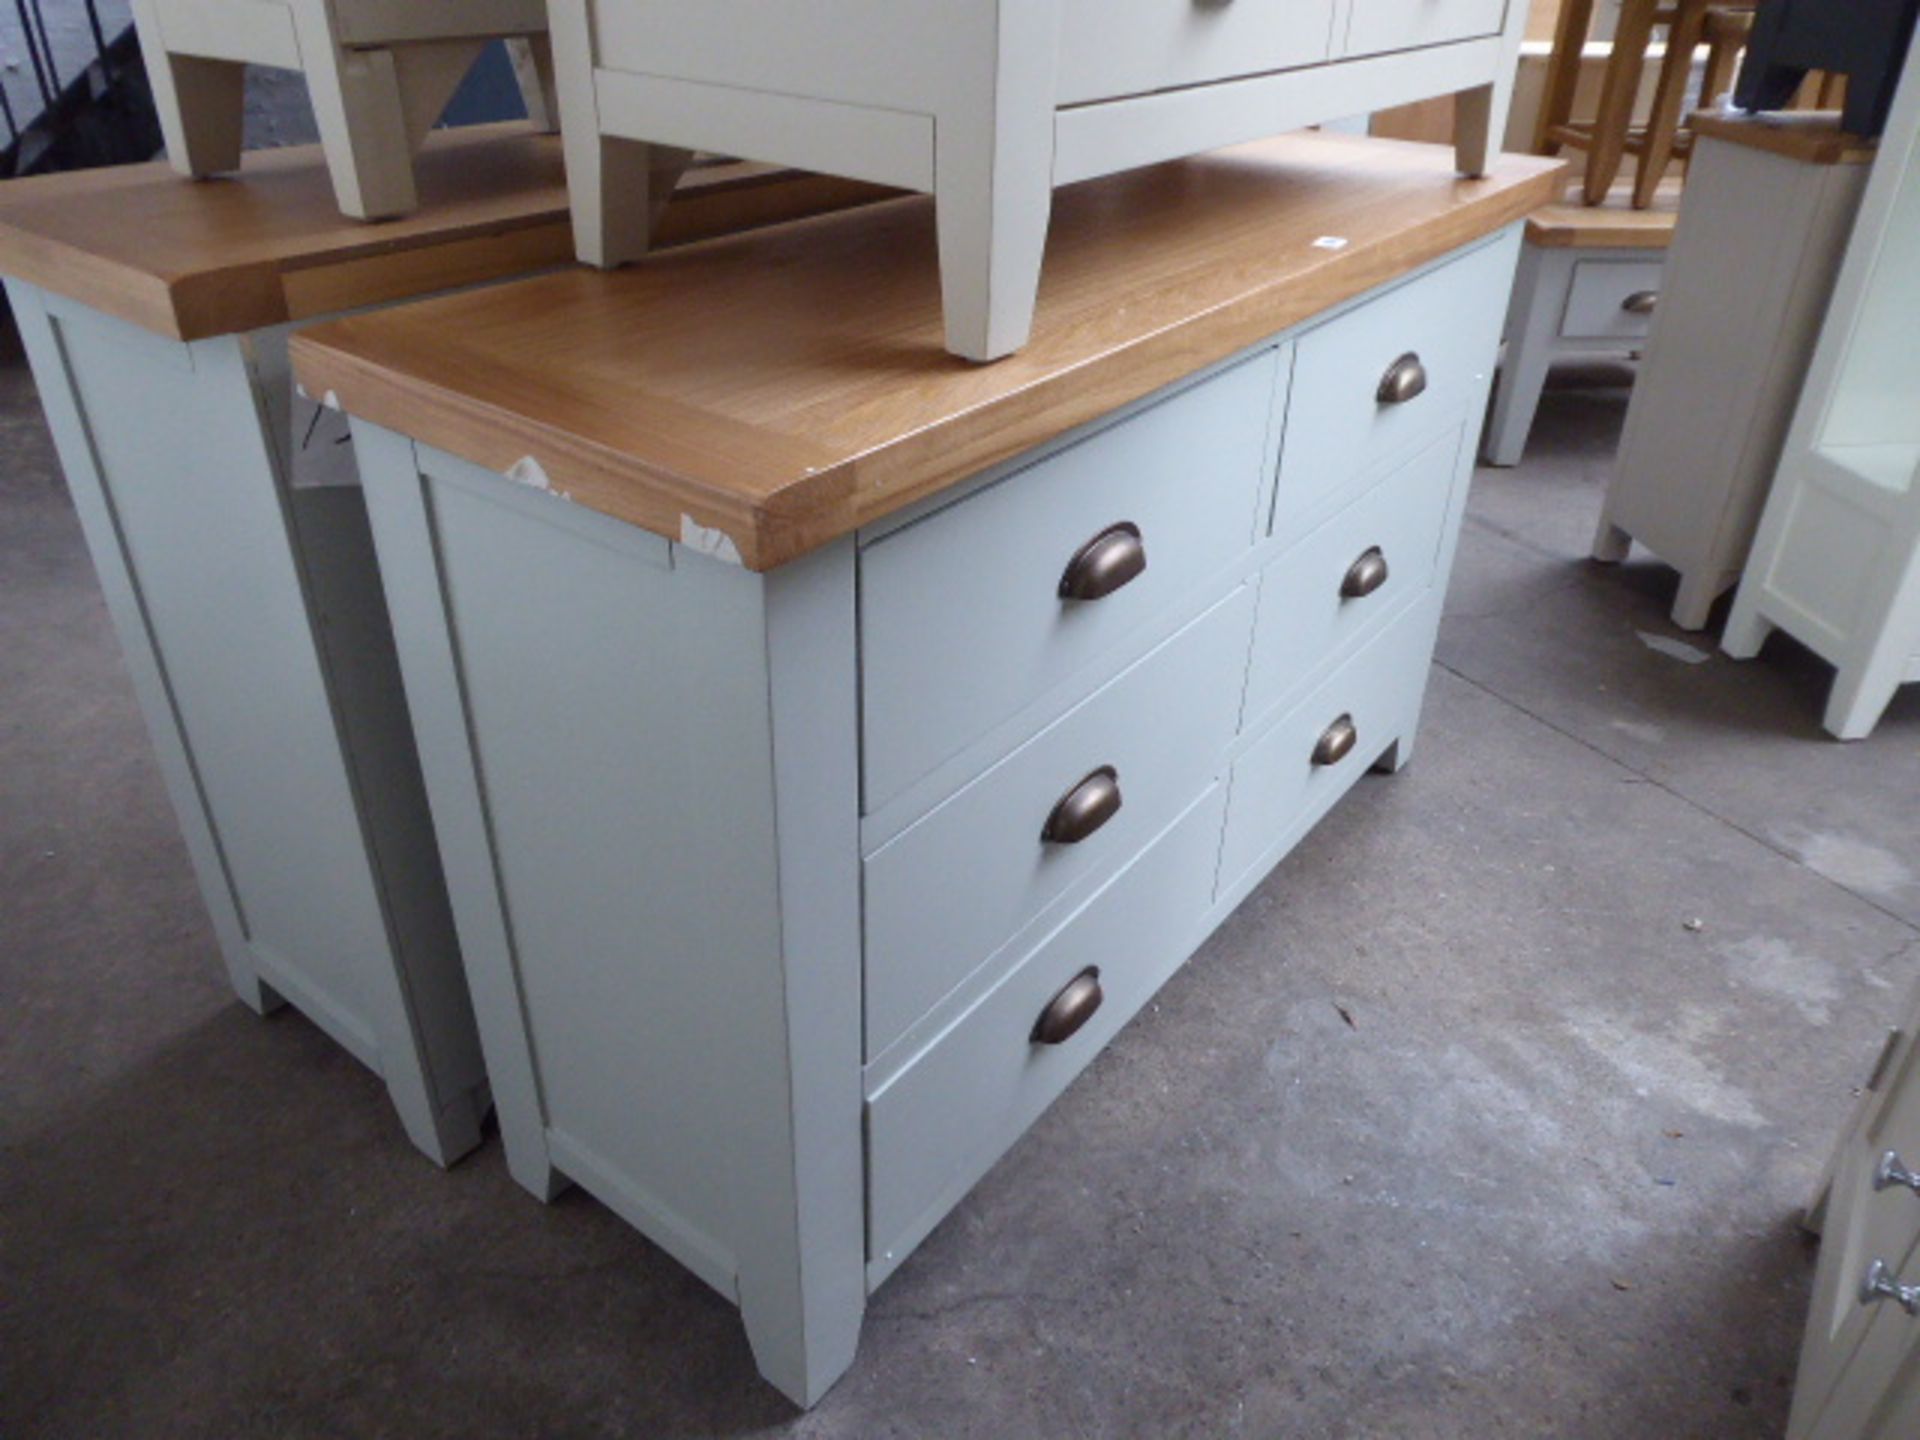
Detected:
[130,0,558,220]
[1535,0,1758,205]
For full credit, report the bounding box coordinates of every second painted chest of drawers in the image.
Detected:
[292,135,1560,1406]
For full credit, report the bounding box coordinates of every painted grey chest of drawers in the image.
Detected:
[292,137,1555,1406]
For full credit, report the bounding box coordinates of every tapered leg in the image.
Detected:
[1592,520,1632,563]
[1455,82,1501,176]
[934,106,1056,361]
[570,134,692,268]
[1825,661,1903,741]
[140,42,247,176]
[1670,567,1724,631]
[506,35,559,133]
[1720,594,1772,658]
[293,4,420,220]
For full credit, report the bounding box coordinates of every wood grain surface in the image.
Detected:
[1690,111,1877,168]
[292,133,1563,571]
[1525,176,1682,247]
[0,122,892,340]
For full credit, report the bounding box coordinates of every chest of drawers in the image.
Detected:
[291,135,1556,1405]
[549,0,1529,358]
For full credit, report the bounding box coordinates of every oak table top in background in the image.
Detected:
[292,133,1564,572]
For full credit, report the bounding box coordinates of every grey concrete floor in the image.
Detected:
[6,355,1919,1439]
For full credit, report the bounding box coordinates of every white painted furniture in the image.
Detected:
[293,137,1553,1405]
[1723,41,1920,738]
[1595,113,1875,629]
[1789,985,1920,1438]
[1482,182,1674,466]
[130,0,557,218]
[547,0,1530,359]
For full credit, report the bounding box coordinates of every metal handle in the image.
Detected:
[1621,290,1659,316]
[1033,967,1103,1045]
[1376,352,1428,405]
[1341,546,1390,600]
[1059,522,1146,601]
[1312,714,1358,768]
[1876,1150,1920,1196]
[1042,766,1122,845]
[1861,1259,1920,1316]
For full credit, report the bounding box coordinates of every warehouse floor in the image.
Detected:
[7,352,1920,1440]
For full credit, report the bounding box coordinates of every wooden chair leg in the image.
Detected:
[1584,0,1659,203]
[1634,0,1707,207]
[1535,0,1597,153]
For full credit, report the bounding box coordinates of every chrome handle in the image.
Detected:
[1861,1259,1920,1316]
[1059,522,1146,601]
[1042,766,1122,845]
[1622,290,1660,316]
[1341,546,1390,600]
[1312,714,1358,768]
[1376,352,1427,405]
[1876,1150,1920,1196]
[1033,967,1103,1045]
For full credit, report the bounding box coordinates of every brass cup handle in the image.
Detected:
[1861,1258,1920,1316]
[1312,714,1358,768]
[1376,352,1428,406]
[1621,290,1660,316]
[1341,546,1390,600]
[1059,522,1146,601]
[1042,766,1122,845]
[1033,967,1103,1045]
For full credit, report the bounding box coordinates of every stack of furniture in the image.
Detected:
[129,0,557,218]
[0,125,888,1165]
[1723,37,1920,739]
[1593,111,1875,629]
[543,0,1532,359]
[289,136,1559,1403]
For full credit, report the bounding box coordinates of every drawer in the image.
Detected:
[864,584,1252,1061]
[1057,0,1337,106]
[861,347,1277,813]
[1341,0,1511,58]
[1219,602,1434,894]
[1560,259,1664,340]
[1243,422,1463,731]
[1275,236,1512,543]
[867,784,1227,1282]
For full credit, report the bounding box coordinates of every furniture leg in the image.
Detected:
[1669,565,1725,631]
[1824,654,1905,741]
[1592,519,1633,563]
[1634,0,1707,207]
[506,35,559,133]
[1584,0,1659,202]
[1454,80,1512,176]
[132,0,246,179]
[1482,245,1561,466]
[1534,0,1597,152]
[1720,592,1773,657]
[293,2,421,221]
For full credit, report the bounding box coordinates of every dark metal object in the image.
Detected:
[1032,968,1104,1045]
[1734,0,1920,138]
[1058,521,1146,601]
[1622,290,1659,316]
[1340,546,1390,599]
[1041,766,1122,845]
[1376,352,1428,405]
[1312,714,1359,767]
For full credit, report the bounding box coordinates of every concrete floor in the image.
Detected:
[6,356,1920,1440]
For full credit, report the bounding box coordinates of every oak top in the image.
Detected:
[1526,178,1683,248]
[0,123,889,341]
[293,133,1562,572]
[1691,110,1877,167]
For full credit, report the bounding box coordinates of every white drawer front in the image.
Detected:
[1057,0,1337,106]
[860,347,1277,813]
[1276,236,1511,542]
[1560,259,1664,340]
[867,785,1227,1282]
[1341,0,1510,58]
[1243,421,1462,731]
[864,584,1252,1060]
[1219,602,1433,894]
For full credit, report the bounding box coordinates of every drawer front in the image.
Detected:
[861,348,1277,813]
[1219,603,1433,894]
[1276,236,1511,543]
[1341,0,1510,58]
[1560,259,1665,340]
[867,785,1227,1281]
[865,584,1252,1060]
[1057,0,1336,106]
[1243,422,1462,731]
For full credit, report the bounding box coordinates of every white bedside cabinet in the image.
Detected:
[547,0,1530,359]
[130,0,558,219]
[293,136,1558,1404]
